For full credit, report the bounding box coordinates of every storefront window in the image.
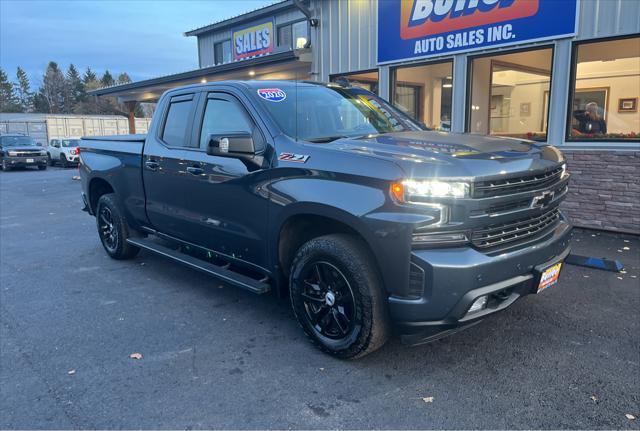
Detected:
[568,36,640,142]
[278,21,309,50]
[330,70,379,95]
[468,48,553,141]
[392,61,453,131]
[214,40,231,65]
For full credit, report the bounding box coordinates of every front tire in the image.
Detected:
[60,154,69,168]
[289,234,391,359]
[1,160,9,171]
[96,193,139,260]
[38,165,47,170]
[47,153,54,166]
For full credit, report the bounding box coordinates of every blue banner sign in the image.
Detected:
[378,0,578,64]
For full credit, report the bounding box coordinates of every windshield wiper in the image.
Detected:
[305,135,350,143]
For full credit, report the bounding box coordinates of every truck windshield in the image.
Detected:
[62,139,80,147]
[255,84,423,142]
[0,136,37,147]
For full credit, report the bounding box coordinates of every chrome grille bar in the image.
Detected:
[473,166,563,198]
[471,208,561,249]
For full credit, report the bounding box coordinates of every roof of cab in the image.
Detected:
[162,80,329,96]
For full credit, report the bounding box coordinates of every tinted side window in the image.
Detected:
[199,98,254,147]
[162,98,195,147]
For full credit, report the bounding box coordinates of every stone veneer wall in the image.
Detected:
[560,150,639,234]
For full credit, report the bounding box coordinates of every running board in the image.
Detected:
[126,237,270,294]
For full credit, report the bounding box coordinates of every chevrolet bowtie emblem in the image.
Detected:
[532,191,554,209]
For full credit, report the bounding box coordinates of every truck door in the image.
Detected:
[143,90,270,270]
[143,91,202,241]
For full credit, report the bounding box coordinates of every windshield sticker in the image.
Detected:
[257,88,287,102]
[279,152,309,163]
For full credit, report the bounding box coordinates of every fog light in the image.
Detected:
[468,296,488,314]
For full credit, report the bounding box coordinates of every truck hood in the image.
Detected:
[324,131,564,179]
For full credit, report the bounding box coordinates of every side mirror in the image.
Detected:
[206,132,255,158]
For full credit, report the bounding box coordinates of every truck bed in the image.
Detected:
[82,134,146,142]
[80,134,146,156]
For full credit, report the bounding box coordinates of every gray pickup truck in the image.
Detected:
[79,80,571,358]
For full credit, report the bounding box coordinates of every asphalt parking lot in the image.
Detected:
[1,167,638,429]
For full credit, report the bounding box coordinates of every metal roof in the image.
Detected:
[89,50,306,99]
[184,0,292,37]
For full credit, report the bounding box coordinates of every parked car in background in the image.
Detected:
[48,138,80,167]
[0,134,48,171]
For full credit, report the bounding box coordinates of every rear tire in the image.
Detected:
[96,193,140,260]
[289,234,391,359]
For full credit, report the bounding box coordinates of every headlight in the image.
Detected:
[40,151,47,156]
[560,162,567,178]
[8,151,18,157]
[396,179,470,201]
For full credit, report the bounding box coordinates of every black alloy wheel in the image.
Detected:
[289,234,391,359]
[95,193,140,260]
[98,205,118,252]
[299,261,357,340]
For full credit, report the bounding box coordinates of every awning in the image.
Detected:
[89,49,311,103]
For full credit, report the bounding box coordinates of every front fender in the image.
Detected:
[268,175,418,297]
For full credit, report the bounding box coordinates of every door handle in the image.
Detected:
[145,160,159,171]
[186,166,204,176]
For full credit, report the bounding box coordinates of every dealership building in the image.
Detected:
[92,0,640,233]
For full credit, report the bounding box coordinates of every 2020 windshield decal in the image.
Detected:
[257,88,287,102]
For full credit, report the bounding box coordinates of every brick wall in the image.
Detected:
[561,150,639,234]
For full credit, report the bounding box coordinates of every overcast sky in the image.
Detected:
[0,0,275,86]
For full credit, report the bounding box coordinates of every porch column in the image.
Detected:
[124,101,137,134]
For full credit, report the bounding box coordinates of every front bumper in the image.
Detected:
[389,217,572,343]
[2,156,48,167]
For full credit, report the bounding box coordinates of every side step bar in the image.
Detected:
[126,237,270,294]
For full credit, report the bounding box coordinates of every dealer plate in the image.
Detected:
[537,262,562,293]
[26,158,34,163]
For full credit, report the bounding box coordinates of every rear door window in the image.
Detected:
[162,94,196,147]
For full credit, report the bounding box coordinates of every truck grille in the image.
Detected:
[471,208,561,249]
[473,166,563,198]
[13,151,42,157]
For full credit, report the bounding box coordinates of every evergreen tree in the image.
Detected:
[83,67,97,84]
[66,64,85,112]
[14,67,33,112]
[75,67,101,115]
[0,68,21,112]
[100,70,115,87]
[39,61,66,113]
[32,92,49,113]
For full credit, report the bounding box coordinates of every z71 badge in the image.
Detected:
[278,152,310,163]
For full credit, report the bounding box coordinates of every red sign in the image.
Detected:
[400,0,539,40]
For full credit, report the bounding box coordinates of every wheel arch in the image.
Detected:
[88,177,115,214]
[274,204,382,296]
